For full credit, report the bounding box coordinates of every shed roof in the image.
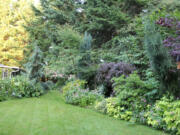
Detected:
[0,64,19,70]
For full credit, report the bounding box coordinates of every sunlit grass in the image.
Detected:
[0,91,168,135]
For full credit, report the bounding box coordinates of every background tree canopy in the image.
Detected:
[0,0,35,66]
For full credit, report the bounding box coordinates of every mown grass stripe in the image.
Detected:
[0,91,168,135]
[29,98,38,135]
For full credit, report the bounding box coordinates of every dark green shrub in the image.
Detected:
[26,45,44,83]
[76,32,97,89]
[121,0,151,15]
[72,0,130,45]
[144,19,179,96]
[77,32,92,79]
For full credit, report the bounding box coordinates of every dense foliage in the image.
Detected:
[0,76,43,102]
[75,0,130,45]
[0,0,180,134]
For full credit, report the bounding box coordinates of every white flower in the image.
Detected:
[76,8,84,13]
[79,0,85,4]
[100,59,104,62]
[142,9,148,13]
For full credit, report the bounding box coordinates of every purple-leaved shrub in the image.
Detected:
[156,17,180,59]
[97,62,135,96]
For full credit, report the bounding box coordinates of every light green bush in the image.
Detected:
[62,79,86,96]
[106,98,132,120]
[95,97,133,121]
[62,79,103,107]
[0,75,44,102]
[145,97,180,134]
[65,89,103,107]
[94,99,107,114]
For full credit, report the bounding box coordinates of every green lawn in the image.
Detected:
[0,91,167,135]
